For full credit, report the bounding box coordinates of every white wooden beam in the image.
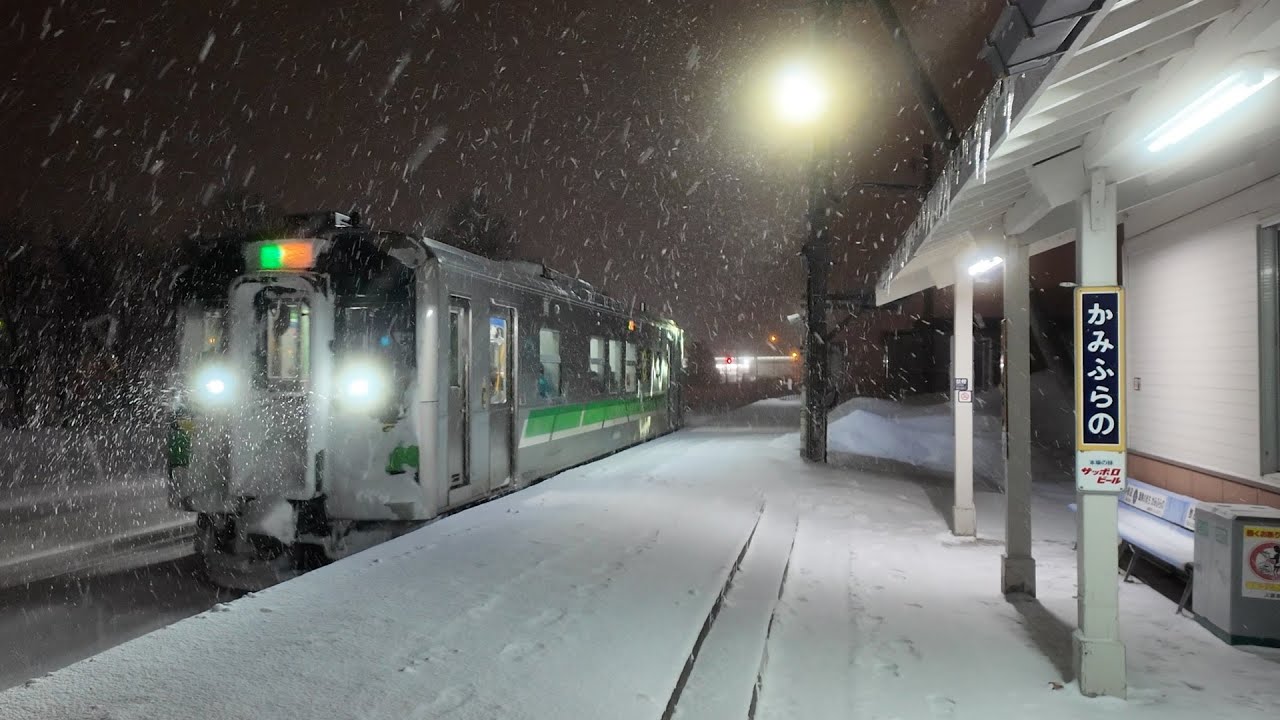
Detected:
[1082,0,1232,53]
[1055,0,1230,86]
[1087,0,1280,169]
[1029,65,1159,123]
[1039,36,1192,112]
[1010,93,1134,140]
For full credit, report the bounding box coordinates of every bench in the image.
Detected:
[1070,478,1197,614]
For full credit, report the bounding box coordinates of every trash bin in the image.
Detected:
[1193,502,1280,647]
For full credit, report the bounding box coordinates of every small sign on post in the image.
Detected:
[1243,525,1280,600]
[1075,287,1126,493]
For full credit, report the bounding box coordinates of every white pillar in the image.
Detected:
[1002,237,1036,595]
[1072,172,1126,697]
[952,255,976,536]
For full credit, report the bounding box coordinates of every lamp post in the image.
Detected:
[768,6,839,462]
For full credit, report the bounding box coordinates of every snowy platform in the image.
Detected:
[2,399,1278,719]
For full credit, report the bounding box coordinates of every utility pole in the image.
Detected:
[800,0,840,463]
[801,0,953,463]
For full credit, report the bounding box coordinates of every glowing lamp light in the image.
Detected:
[192,365,234,407]
[347,377,371,398]
[1147,68,1280,152]
[968,256,1004,277]
[336,360,389,410]
[790,350,800,361]
[772,61,830,127]
[257,241,315,271]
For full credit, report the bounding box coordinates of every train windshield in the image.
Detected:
[264,300,310,385]
[336,304,413,362]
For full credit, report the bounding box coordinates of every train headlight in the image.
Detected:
[192,365,234,407]
[336,360,388,410]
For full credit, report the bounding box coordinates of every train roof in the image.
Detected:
[177,212,676,329]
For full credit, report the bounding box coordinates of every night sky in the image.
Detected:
[1,0,1002,347]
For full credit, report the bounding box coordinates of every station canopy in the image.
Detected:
[876,0,1280,304]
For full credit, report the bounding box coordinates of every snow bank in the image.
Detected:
[818,371,1074,487]
[801,394,1008,487]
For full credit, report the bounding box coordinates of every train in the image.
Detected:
[166,211,684,587]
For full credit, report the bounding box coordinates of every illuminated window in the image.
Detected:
[489,316,509,405]
[608,339,623,392]
[263,300,310,389]
[539,329,562,398]
[638,346,653,395]
[624,342,638,392]
[449,309,463,388]
[589,336,605,390]
[202,309,226,354]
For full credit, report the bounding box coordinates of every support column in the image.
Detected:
[952,255,976,536]
[1002,237,1036,595]
[1072,172,1126,697]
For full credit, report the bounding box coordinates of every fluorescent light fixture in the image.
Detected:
[1146,67,1280,152]
[968,256,1004,276]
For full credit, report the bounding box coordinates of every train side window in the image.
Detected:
[608,339,623,392]
[201,309,227,355]
[337,304,415,367]
[538,329,562,398]
[489,316,509,405]
[654,348,668,394]
[449,310,462,388]
[624,342,637,392]
[638,347,652,395]
[589,336,605,391]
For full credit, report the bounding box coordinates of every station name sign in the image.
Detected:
[1075,287,1125,450]
[1075,287,1126,492]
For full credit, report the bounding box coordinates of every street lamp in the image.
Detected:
[772,60,831,127]
[763,43,837,463]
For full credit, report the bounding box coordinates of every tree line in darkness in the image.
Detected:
[0,187,529,429]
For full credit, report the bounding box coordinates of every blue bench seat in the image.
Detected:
[1069,478,1197,612]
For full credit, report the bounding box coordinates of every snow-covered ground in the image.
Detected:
[0,426,194,587]
[1,397,1277,719]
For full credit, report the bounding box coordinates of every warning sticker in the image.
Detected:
[1242,525,1280,600]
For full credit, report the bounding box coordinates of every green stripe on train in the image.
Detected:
[524,394,667,438]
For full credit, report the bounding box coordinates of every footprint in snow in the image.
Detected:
[467,595,501,619]
[927,695,956,718]
[499,641,544,662]
[526,607,567,628]
[897,637,922,660]
[414,685,476,718]
[875,661,900,678]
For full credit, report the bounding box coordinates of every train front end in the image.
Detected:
[168,214,422,587]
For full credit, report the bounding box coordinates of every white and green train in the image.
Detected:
[168,212,683,587]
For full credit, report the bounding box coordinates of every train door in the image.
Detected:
[227,277,332,501]
[447,299,471,499]
[487,306,515,489]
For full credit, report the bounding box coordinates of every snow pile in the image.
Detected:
[814,395,1007,485]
